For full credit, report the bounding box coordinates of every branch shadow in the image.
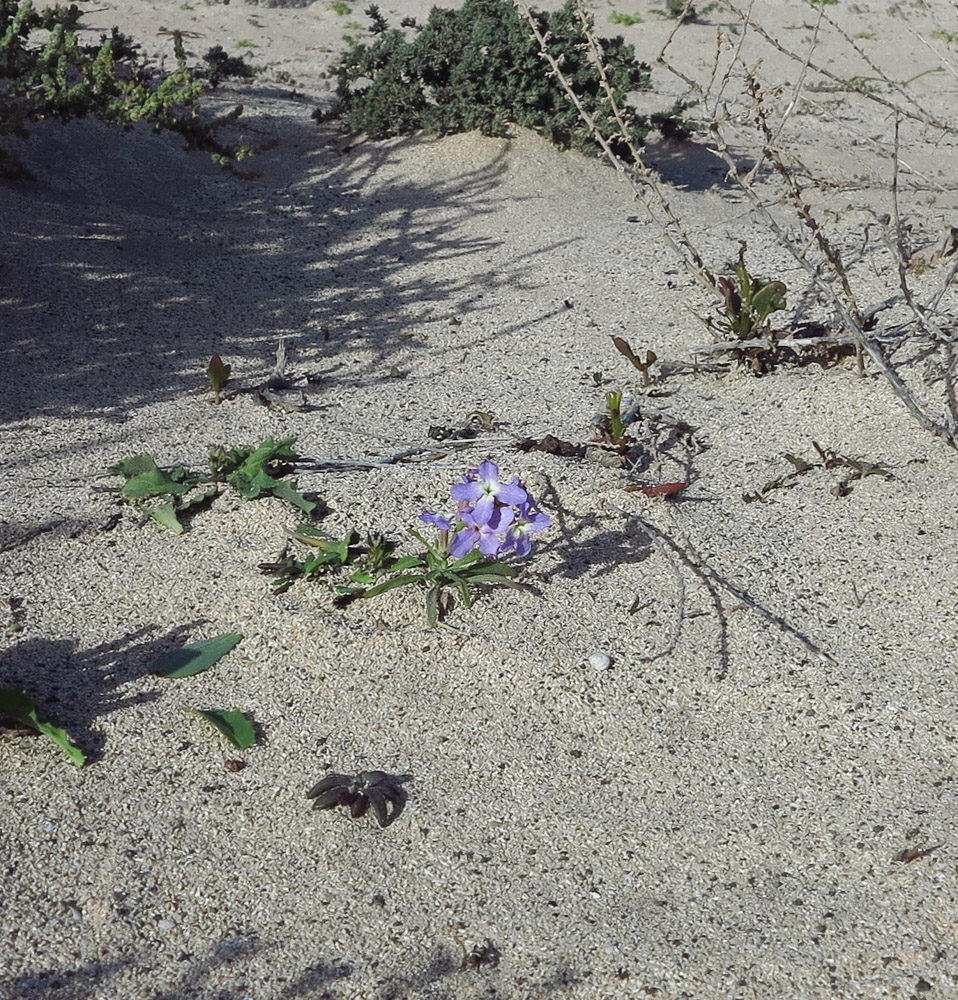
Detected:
[0,105,575,439]
[1,933,582,1000]
[0,622,205,763]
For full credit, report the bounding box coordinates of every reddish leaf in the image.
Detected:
[635,481,689,498]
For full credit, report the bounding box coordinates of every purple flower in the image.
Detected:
[420,511,453,532]
[502,503,552,559]
[451,460,529,526]
[450,504,514,559]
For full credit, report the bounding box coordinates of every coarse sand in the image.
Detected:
[3,2,958,998]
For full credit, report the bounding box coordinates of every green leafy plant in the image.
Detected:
[263,462,551,625]
[0,0,252,176]
[330,0,688,157]
[931,30,958,44]
[0,688,85,765]
[330,0,351,13]
[200,47,256,88]
[209,438,318,514]
[609,11,643,25]
[151,633,243,678]
[711,244,788,340]
[187,708,256,749]
[109,437,318,532]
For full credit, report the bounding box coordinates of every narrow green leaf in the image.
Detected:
[783,454,813,473]
[390,555,425,572]
[448,550,484,571]
[463,571,521,586]
[425,585,439,625]
[151,633,243,678]
[0,688,86,766]
[187,708,256,749]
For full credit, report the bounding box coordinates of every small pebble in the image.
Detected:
[587,652,612,669]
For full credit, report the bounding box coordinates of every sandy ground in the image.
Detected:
[3,1,958,998]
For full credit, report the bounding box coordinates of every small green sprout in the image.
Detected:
[931,30,958,44]
[330,1,351,13]
[605,391,626,441]
[712,243,788,341]
[609,11,644,25]
[207,354,231,404]
[236,39,257,49]
[611,336,657,387]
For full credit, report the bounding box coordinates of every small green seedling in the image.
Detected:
[187,708,256,749]
[611,336,657,387]
[713,243,787,340]
[261,526,401,593]
[609,11,643,25]
[207,354,232,404]
[605,391,626,441]
[330,0,351,12]
[109,452,217,534]
[151,633,243,678]
[236,39,258,49]
[0,688,86,766]
[932,30,958,44]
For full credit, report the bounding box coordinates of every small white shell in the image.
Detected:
[587,652,612,670]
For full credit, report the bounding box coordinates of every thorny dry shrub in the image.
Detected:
[520,0,958,449]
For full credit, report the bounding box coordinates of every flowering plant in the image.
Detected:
[336,461,551,623]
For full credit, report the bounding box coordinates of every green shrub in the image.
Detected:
[330,0,689,156]
[0,0,250,176]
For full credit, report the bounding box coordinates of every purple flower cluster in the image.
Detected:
[420,461,551,560]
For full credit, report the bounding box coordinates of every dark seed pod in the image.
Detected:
[311,787,350,810]
[350,794,370,819]
[306,773,353,799]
